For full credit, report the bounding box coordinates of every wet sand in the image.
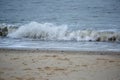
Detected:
[0,49,120,80]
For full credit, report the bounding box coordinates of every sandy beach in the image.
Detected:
[0,49,120,80]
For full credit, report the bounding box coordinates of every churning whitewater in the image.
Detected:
[2,22,119,42]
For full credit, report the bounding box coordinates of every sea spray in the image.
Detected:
[8,22,68,40]
[3,22,120,42]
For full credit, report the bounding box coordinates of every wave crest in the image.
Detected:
[6,22,120,42]
[8,22,68,40]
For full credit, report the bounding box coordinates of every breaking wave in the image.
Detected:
[1,22,120,42]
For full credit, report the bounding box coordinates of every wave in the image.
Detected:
[1,22,120,42]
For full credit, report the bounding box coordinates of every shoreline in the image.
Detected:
[0,48,120,55]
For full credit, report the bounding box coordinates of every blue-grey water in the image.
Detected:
[0,0,120,51]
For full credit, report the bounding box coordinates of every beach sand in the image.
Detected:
[0,49,120,80]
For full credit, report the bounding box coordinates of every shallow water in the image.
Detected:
[0,38,120,51]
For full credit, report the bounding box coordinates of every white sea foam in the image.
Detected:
[8,22,68,40]
[6,22,120,42]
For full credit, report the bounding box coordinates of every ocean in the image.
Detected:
[0,0,120,51]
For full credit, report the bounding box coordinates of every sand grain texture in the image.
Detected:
[0,49,120,80]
